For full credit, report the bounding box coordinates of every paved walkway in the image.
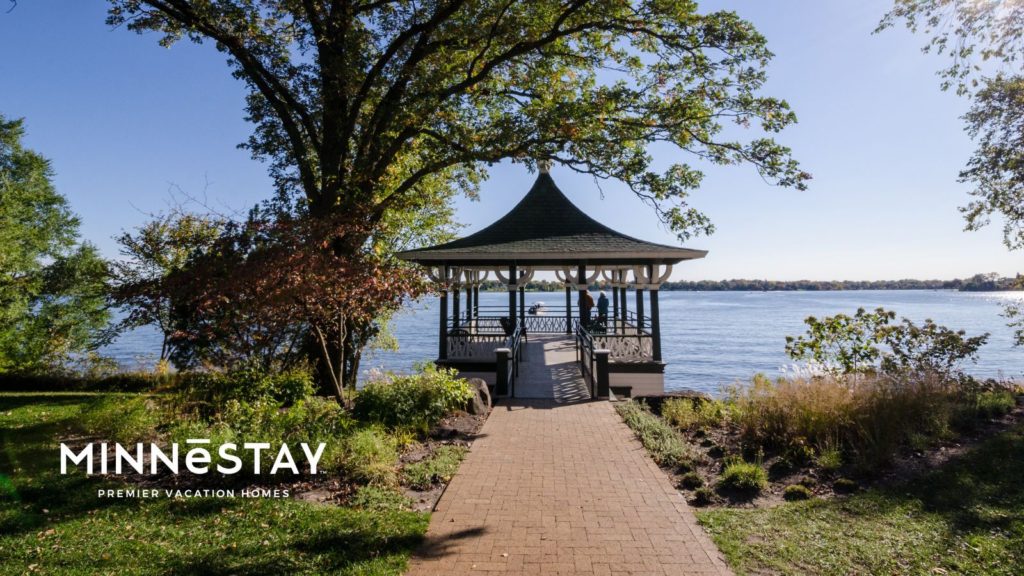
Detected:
[514,335,590,401]
[405,399,732,575]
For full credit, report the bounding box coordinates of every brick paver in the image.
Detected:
[406,398,732,575]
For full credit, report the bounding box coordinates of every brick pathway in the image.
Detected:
[405,399,732,575]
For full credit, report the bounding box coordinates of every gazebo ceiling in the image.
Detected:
[397,171,707,267]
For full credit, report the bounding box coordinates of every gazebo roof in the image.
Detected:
[398,171,707,267]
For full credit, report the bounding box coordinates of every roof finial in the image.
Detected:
[538,158,552,174]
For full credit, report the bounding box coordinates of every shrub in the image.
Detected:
[615,401,693,470]
[342,428,399,486]
[783,484,813,501]
[402,445,468,490]
[833,477,859,493]
[692,486,715,506]
[175,364,315,416]
[662,397,729,431]
[354,365,472,433]
[348,486,413,511]
[718,461,768,494]
[79,395,164,443]
[679,471,704,489]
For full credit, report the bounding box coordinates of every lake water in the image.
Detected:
[104,290,1023,395]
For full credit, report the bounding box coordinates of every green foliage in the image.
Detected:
[353,365,472,433]
[342,428,399,487]
[0,393,428,575]
[692,486,716,506]
[79,395,163,444]
[402,445,468,491]
[1002,301,1024,346]
[176,364,315,414]
[108,0,807,244]
[815,445,843,473]
[679,471,705,490]
[832,478,859,494]
[662,397,729,431]
[786,308,988,378]
[348,485,413,512]
[0,115,111,374]
[718,461,768,495]
[785,308,895,374]
[112,210,224,365]
[615,401,693,471]
[782,484,813,501]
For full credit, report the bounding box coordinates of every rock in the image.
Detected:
[465,378,491,415]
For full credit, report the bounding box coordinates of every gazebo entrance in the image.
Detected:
[398,166,706,399]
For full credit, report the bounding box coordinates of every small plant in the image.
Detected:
[342,428,399,486]
[348,485,413,511]
[833,477,859,493]
[679,471,704,490]
[815,445,843,473]
[718,461,768,494]
[615,401,693,470]
[783,484,813,501]
[401,445,468,490]
[692,486,715,506]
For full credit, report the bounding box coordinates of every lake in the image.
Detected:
[104,290,1022,395]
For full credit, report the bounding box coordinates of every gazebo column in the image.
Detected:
[438,277,448,360]
[473,283,480,318]
[577,263,587,324]
[612,273,619,329]
[518,271,526,324]
[564,284,572,334]
[648,264,662,362]
[508,264,517,325]
[635,280,645,333]
[452,281,461,328]
[465,280,473,326]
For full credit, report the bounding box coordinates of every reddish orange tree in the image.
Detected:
[164,211,427,403]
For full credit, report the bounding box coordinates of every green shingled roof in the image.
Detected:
[397,172,707,266]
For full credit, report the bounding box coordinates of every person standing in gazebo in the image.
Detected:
[580,289,595,325]
[597,291,609,322]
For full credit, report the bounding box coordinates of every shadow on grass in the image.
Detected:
[910,426,1024,537]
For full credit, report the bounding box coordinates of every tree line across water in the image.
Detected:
[477,273,1023,293]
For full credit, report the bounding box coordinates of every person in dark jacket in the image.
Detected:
[597,291,609,321]
[580,289,595,324]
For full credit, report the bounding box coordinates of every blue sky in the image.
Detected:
[1,1,1020,281]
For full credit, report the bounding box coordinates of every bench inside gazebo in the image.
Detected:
[397,165,706,399]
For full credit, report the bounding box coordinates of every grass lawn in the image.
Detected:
[0,393,428,575]
[696,422,1024,575]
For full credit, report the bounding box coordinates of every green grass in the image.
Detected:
[402,445,467,491]
[0,393,428,575]
[615,400,693,470]
[697,422,1024,575]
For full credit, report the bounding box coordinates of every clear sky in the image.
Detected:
[1,1,1020,281]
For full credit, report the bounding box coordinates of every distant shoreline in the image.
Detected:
[474,274,1022,293]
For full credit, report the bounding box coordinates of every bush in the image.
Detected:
[79,395,164,443]
[662,397,729,431]
[679,471,704,489]
[833,477,859,493]
[815,443,843,473]
[353,365,472,433]
[783,484,813,501]
[176,364,315,416]
[348,485,413,511]
[402,445,468,490]
[615,401,693,470]
[0,371,173,393]
[692,486,715,506]
[341,428,399,486]
[718,461,768,494]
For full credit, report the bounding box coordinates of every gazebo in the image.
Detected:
[398,165,706,399]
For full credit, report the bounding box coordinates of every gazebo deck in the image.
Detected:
[516,335,590,401]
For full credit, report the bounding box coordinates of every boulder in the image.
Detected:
[464,378,491,415]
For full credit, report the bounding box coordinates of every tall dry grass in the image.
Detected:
[726,372,1015,472]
